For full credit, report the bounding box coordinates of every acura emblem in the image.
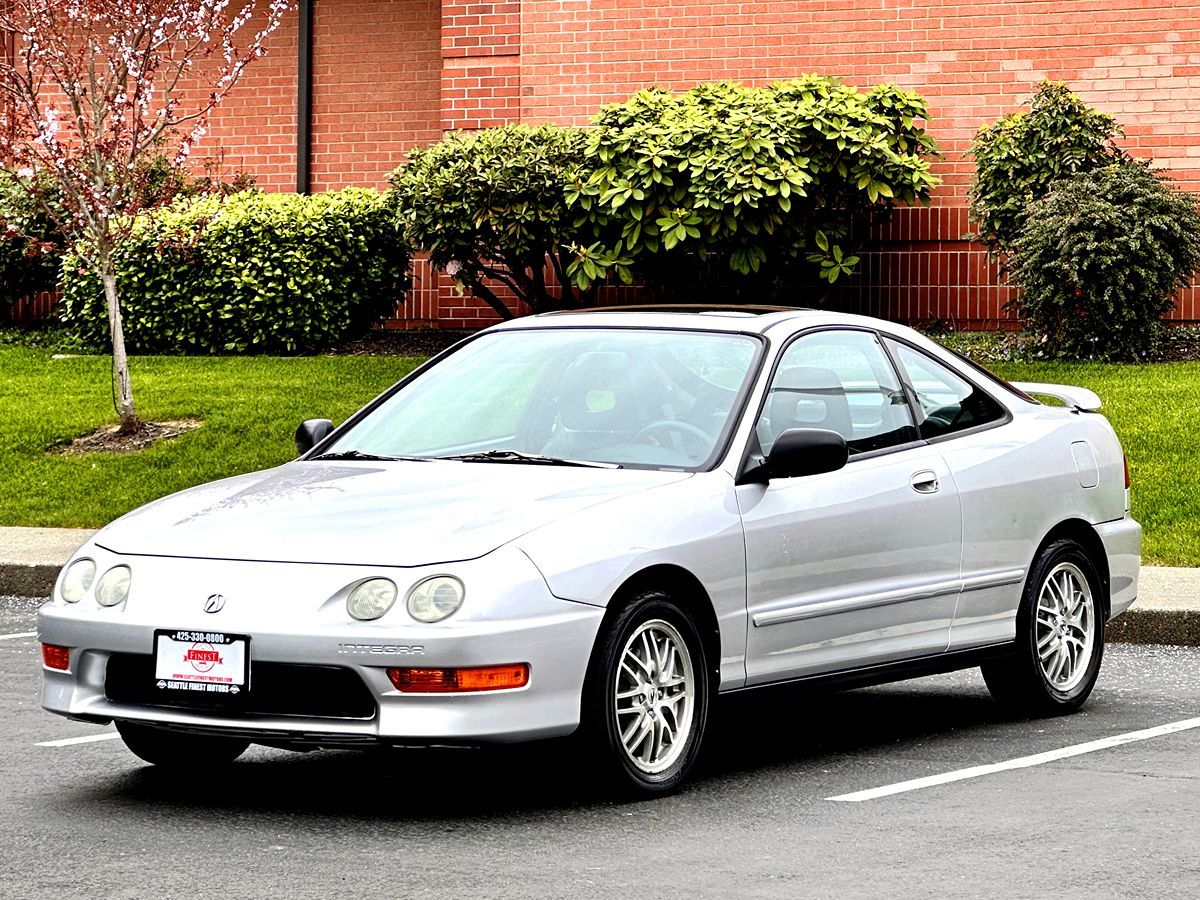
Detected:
[203,593,226,614]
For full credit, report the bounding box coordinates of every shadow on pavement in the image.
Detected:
[49,679,1026,822]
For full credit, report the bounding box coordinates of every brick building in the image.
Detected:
[44,1,1200,326]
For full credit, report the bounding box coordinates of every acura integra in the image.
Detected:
[39,307,1141,795]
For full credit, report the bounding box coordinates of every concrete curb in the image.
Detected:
[1,526,1196,646]
[1107,608,1200,647]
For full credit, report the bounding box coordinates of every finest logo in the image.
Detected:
[184,644,223,672]
[203,593,226,614]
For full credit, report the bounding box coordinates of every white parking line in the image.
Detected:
[0,632,36,641]
[827,715,1200,802]
[36,732,121,748]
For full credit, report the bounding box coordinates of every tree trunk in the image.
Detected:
[100,260,139,434]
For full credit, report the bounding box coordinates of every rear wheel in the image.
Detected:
[116,721,249,768]
[581,590,710,796]
[982,538,1105,714]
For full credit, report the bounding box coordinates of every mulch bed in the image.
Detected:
[1159,326,1200,363]
[52,419,202,456]
[327,328,479,357]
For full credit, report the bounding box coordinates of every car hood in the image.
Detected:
[94,460,692,567]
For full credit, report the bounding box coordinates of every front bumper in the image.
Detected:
[39,546,605,746]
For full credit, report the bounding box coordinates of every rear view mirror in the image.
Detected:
[295,418,334,457]
[765,428,848,480]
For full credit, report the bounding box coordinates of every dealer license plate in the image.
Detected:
[153,629,250,698]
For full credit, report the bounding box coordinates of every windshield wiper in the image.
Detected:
[310,449,431,462]
[438,449,622,468]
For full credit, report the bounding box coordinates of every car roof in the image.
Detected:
[491,305,910,337]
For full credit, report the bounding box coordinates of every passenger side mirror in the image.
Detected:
[295,418,334,457]
[765,428,848,480]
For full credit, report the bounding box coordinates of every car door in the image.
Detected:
[736,328,962,684]
[882,338,1032,651]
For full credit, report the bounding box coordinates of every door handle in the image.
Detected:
[910,470,940,494]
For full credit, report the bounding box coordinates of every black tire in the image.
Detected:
[580,589,710,797]
[981,538,1105,715]
[116,721,250,768]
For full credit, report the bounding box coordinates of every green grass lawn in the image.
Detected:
[0,347,1195,565]
[990,360,1200,567]
[0,347,418,529]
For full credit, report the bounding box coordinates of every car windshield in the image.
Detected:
[321,327,762,470]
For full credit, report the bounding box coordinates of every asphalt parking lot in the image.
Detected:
[2,593,1198,899]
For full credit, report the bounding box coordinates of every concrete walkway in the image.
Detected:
[0,527,97,598]
[1,526,1196,644]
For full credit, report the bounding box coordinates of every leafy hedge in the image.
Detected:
[389,78,939,312]
[1008,163,1200,360]
[970,82,1124,257]
[0,170,61,306]
[570,78,940,296]
[60,189,408,353]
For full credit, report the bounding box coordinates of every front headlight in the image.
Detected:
[406,575,464,623]
[60,559,95,603]
[347,578,398,621]
[94,565,131,607]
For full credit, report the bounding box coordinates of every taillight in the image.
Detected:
[1123,454,1131,514]
[41,643,70,671]
[387,664,530,693]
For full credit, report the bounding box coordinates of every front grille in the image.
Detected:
[105,654,377,720]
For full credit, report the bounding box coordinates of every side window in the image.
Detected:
[757,330,918,457]
[886,341,1006,440]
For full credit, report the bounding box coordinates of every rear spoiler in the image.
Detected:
[1012,382,1102,412]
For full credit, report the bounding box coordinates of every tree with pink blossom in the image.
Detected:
[0,0,290,432]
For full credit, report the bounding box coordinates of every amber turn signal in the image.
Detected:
[41,643,70,671]
[387,663,529,693]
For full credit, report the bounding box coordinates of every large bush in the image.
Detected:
[569,78,940,299]
[390,124,589,317]
[1008,163,1200,360]
[970,82,1124,257]
[0,170,61,306]
[1,158,255,313]
[61,188,408,353]
[390,79,938,313]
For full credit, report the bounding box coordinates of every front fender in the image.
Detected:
[516,472,748,689]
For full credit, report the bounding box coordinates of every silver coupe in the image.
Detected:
[39,307,1141,795]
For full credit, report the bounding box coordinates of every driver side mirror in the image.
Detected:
[295,418,334,457]
[763,428,848,480]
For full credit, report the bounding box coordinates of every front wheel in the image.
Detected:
[116,721,249,768]
[982,538,1105,714]
[581,590,710,796]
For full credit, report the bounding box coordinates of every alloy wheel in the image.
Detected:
[1035,562,1096,693]
[612,618,695,775]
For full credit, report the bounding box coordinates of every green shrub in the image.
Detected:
[390,124,591,317]
[1008,163,1200,360]
[0,170,62,305]
[390,79,939,313]
[60,188,408,354]
[569,78,940,298]
[970,82,1124,257]
[1,159,256,312]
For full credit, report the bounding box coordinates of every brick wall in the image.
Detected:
[193,1,443,193]
[190,9,299,191]
[310,0,442,190]
[507,0,1200,326]
[10,1,1200,328]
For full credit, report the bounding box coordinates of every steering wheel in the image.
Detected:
[924,403,968,433]
[633,420,713,458]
